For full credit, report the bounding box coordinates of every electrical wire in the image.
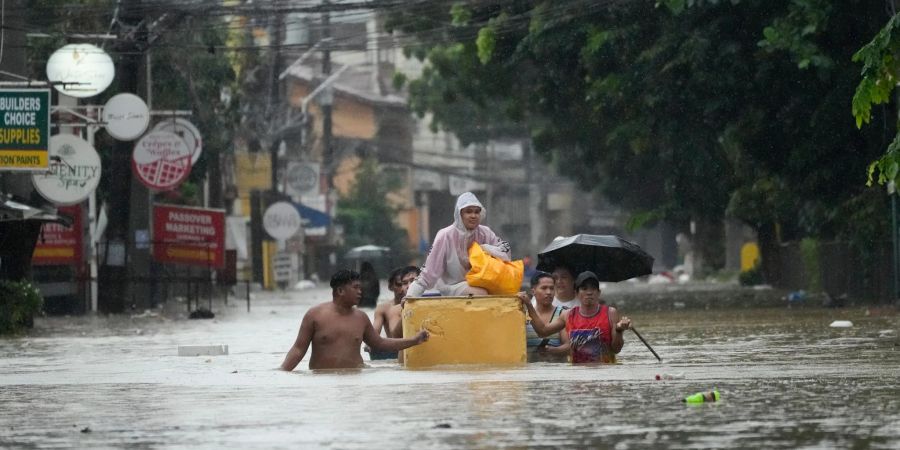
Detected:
[17,0,619,55]
[0,0,5,67]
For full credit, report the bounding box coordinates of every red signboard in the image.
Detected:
[152,204,225,268]
[33,204,83,266]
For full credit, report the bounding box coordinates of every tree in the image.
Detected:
[852,9,900,190]
[336,158,412,262]
[389,0,892,276]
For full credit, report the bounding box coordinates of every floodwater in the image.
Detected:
[2,287,899,449]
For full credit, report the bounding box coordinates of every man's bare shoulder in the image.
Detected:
[305,302,334,317]
[373,301,392,315]
[353,307,372,321]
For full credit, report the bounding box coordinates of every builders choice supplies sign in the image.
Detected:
[152,204,225,268]
[0,89,50,171]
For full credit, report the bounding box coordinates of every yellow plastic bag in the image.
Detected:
[466,242,524,295]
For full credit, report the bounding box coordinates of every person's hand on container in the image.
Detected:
[515,291,530,307]
[414,329,430,344]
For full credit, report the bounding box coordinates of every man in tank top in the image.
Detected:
[518,271,631,363]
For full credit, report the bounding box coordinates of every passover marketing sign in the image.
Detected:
[0,89,50,170]
[152,204,225,268]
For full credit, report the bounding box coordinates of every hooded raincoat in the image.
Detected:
[406,192,510,297]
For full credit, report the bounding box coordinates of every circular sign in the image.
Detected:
[153,118,203,165]
[286,163,318,195]
[263,202,302,241]
[132,130,192,191]
[32,134,102,205]
[46,44,115,98]
[103,93,150,140]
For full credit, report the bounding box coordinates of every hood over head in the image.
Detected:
[453,192,485,233]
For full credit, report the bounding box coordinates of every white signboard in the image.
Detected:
[273,251,294,284]
[285,161,320,197]
[32,134,101,205]
[132,130,192,191]
[103,93,150,141]
[153,118,203,165]
[449,175,486,196]
[413,169,443,191]
[263,201,301,241]
[46,44,115,99]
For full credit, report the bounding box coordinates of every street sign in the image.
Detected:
[153,117,203,165]
[32,134,101,205]
[132,130,192,191]
[273,251,294,283]
[32,204,83,266]
[103,93,150,141]
[263,201,301,241]
[285,161,320,197]
[0,89,50,171]
[152,204,226,268]
[46,44,115,98]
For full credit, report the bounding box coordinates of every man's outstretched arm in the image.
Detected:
[362,315,428,352]
[517,292,567,337]
[280,312,314,371]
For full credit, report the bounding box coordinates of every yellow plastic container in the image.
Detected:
[401,296,527,368]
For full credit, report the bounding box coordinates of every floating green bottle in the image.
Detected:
[683,390,720,404]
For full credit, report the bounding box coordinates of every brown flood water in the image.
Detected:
[1,288,899,449]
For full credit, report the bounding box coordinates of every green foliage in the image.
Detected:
[450,3,472,26]
[336,159,412,262]
[758,0,834,70]
[390,0,891,269]
[799,237,822,292]
[392,71,408,90]
[852,14,900,128]
[476,25,497,64]
[852,13,900,189]
[0,280,43,335]
[739,263,765,286]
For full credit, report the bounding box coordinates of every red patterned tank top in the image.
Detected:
[565,305,615,363]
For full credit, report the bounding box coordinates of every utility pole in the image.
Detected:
[321,0,335,275]
[268,11,285,190]
[321,0,333,187]
[99,0,147,312]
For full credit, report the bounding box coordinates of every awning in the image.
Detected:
[0,196,73,227]
[295,202,330,228]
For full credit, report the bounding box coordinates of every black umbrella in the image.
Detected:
[536,234,654,282]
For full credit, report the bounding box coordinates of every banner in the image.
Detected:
[33,204,83,265]
[152,204,225,268]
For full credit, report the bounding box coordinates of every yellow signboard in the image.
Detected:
[741,242,760,272]
[0,89,50,171]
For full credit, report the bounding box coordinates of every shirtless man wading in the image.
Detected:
[280,269,429,371]
[366,266,421,360]
[374,266,420,338]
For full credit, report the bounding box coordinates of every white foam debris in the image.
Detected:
[829,320,853,328]
[178,345,229,356]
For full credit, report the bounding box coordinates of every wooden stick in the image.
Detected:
[630,327,662,362]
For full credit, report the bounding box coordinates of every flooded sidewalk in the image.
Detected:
[2,286,900,448]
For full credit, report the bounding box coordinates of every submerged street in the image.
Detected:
[2,285,899,449]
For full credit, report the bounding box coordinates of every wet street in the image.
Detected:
[2,286,899,449]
